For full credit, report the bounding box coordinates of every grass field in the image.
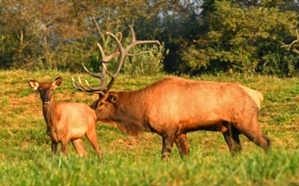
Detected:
[1,70,299,185]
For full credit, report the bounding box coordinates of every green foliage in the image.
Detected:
[183,1,299,76]
[47,42,95,72]
[121,43,165,77]
[0,0,168,75]
[0,34,19,69]
[3,0,299,76]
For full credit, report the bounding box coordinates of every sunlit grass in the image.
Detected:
[0,70,299,185]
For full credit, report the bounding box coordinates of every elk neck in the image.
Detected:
[42,100,56,125]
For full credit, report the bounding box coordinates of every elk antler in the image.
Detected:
[72,32,122,94]
[73,25,161,94]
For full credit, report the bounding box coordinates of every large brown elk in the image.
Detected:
[73,26,270,159]
[29,77,102,158]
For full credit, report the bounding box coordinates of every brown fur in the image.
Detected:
[91,77,270,159]
[29,77,102,157]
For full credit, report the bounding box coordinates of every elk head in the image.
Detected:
[72,25,161,96]
[29,77,62,105]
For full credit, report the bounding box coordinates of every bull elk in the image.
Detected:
[73,26,270,159]
[29,77,102,158]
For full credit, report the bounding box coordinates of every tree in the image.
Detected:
[0,0,165,73]
[182,0,299,76]
[0,0,94,70]
[148,0,202,73]
[2,0,299,76]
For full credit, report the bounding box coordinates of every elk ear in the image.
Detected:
[52,77,62,88]
[29,80,39,90]
[107,94,117,104]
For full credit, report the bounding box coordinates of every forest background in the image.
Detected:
[1,0,299,77]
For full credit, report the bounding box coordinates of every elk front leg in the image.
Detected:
[61,140,68,155]
[51,141,58,156]
[175,133,190,158]
[161,133,176,159]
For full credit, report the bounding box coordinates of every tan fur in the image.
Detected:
[29,77,102,157]
[91,77,270,159]
[238,84,264,109]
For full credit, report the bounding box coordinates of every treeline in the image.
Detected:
[1,0,299,76]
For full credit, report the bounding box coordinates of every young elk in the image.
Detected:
[29,77,102,158]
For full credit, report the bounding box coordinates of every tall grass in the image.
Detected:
[1,150,299,185]
[0,70,299,185]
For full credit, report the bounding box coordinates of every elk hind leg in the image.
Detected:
[85,128,103,158]
[222,124,242,156]
[175,133,190,158]
[71,139,87,157]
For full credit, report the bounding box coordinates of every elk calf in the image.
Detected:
[29,77,102,158]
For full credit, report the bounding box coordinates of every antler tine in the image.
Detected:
[97,32,122,62]
[127,25,161,53]
[82,63,103,79]
[72,77,83,91]
[101,62,114,78]
[108,32,122,60]
[105,26,161,55]
[71,62,109,93]
[82,63,107,88]
[128,25,137,43]
[72,77,90,92]
[72,76,108,93]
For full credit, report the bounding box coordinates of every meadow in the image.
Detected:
[1,70,299,186]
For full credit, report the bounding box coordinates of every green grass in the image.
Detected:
[1,70,299,185]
